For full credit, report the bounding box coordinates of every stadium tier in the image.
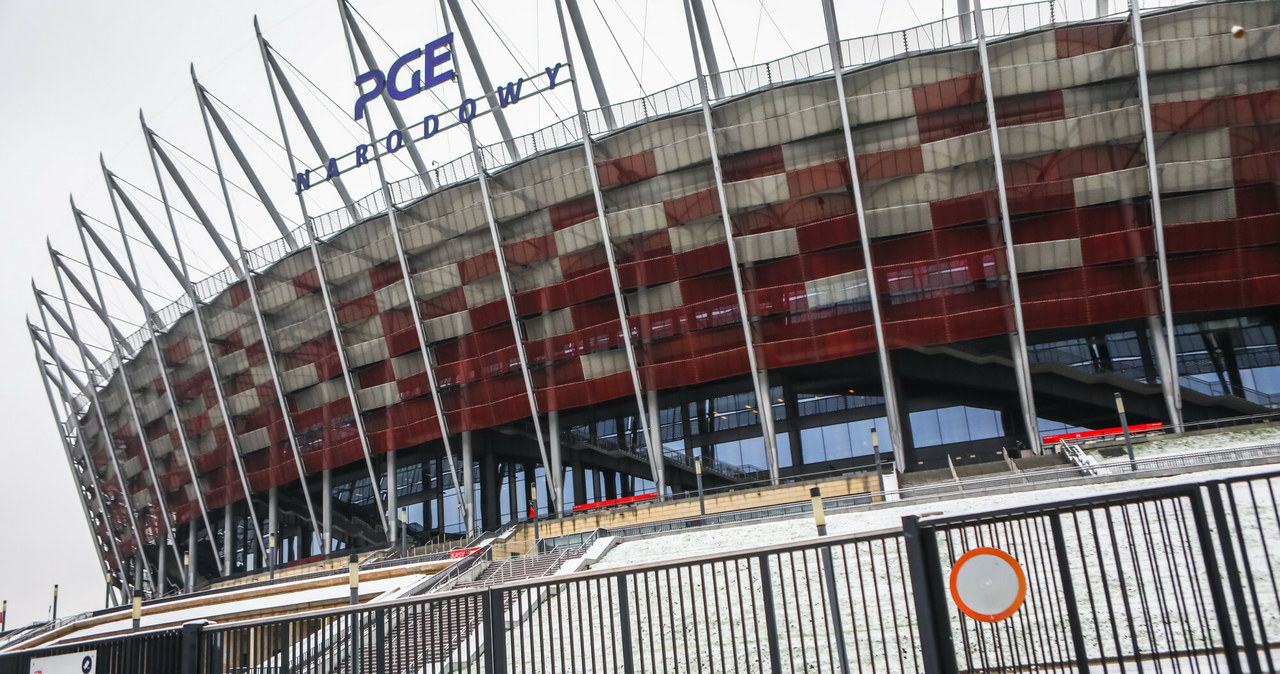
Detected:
[28,0,1280,599]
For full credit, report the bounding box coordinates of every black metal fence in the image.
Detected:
[0,628,184,674]
[908,471,1280,673]
[4,468,1278,673]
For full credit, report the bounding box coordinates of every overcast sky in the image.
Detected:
[0,0,1089,627]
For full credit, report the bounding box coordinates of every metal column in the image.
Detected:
[338,0,434,191]
[1129,0,1184,432]
[47,253,153,585]
[443,0,520,160]
[75,209,225,574]
[328,5,473,533]
[142,115,322,545]
[440,1,562,512]
[680,0,781,484]
[70,222,187,578]
[818,0,908,470]
[972,0,1042,453]
[552,0,667,497]
[462,431,475,534]
[322,469,333,553]
[102,167,269,560]
[29,327,120,593]
[386,450,397,544]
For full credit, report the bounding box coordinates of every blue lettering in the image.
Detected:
[385,129,404,154]
[355,144,370,167]
[544,63,564,89]
[353,70,385,121]
[422,114,440,139]
[326,157,340,180]
[422,33,455,90]
[458,98,476,124]
[496,78,524,108]
[387,48,422,101]
[295,169,311,194]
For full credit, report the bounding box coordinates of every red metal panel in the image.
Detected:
[912,72,984,116]
[1152,91,1280,133]
[548,196,598,231]
[596,149,658,188]
[1055,24,1130,58]
[722,145,786,182]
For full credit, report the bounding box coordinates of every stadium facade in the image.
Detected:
[25,0,1280,599]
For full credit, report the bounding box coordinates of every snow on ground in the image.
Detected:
[41,573,428,644]
[595,461,1278,571]
[1099,424,1280,462]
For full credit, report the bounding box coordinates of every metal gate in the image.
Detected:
[905,469,1280,673]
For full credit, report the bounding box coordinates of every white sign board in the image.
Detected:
[949,547,1027,622]
[29,651,96,674]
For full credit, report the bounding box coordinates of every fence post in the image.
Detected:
[902,515,956,674]
[1049,513,1090,674]
[757,553,783,674]
[483,588,507,674]
[180,621,204,674]
[616,575,636,674]
[1187,488,1243,674]
[1206,484,1262,673]
[375,608,386,674]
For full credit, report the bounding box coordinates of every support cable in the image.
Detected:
[708,0,744,84]
[756,0,796,54]
[152,134,298,227]
[591,0,647,94]
[465,0,573,120]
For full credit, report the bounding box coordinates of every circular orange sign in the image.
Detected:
[949,547,1027,622]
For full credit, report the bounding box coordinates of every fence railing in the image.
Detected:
[908,467,1280,672]
[4,465,1279,673]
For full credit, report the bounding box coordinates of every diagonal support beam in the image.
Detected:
[71,215,186,588]
[972,0,1041,454]
[338,0,435,192]
[553,0,665,497]
[141,117,242,275]
[166,76,323,546]
[104,159,268,563]
[193,67,299,251]
[75,204,226,575]
[255,17,359,220]
[1129,1,1183,432]
[329,3,473,534]
[30,325,123,596]
[818,0,908,471]
[562,0,616,129]
[232,27,388,533]
[442,0,520,161]
[34,285,108,382]
[48,249,153,587]
[440,1,561,513]
[681,0,780,484]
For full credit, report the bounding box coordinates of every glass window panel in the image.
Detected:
[964,407,1001,440]
[801,427,825,464]
[910,409,943,447]
[822,423,853,461]
[937,407,970,445]
[740,436,766,470]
